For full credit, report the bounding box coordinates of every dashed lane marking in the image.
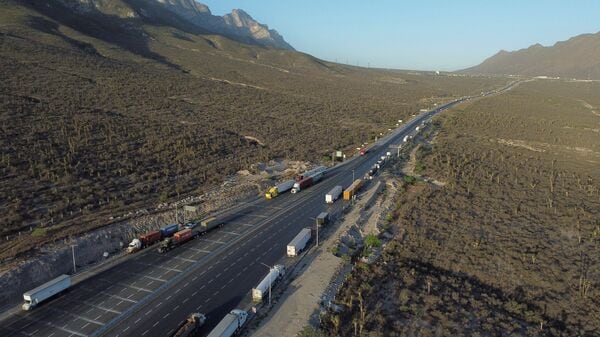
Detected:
[220,231,240,236]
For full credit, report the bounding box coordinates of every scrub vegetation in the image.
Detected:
[0,2,507,261]
[322,80,600,336]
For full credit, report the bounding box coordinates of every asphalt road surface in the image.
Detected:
[0,86,513,337]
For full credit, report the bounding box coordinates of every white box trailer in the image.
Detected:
[252,265,285,301]
[22,274,71,310]
[287,228,311,257]
[207,309,248,337]
[325,185,343,203]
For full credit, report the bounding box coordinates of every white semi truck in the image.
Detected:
[22,274,71,310]
[287,228,311,257]
[207,309,248,337]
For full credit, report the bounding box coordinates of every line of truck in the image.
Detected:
[126,217,224,254]
[265,166,327,199]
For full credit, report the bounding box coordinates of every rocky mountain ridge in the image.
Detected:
[57,0,294,50]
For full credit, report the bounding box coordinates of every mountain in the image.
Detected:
[55,0,294,50]
[462,32,600,80]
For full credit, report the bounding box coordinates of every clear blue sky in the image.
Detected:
[201,0,600,71]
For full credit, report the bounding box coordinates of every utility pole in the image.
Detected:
[316,221,319,247]
[261,263,272,306]
[71,245,77,274]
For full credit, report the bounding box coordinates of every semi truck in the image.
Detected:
[265,180,295,199]
[158,228,194,253]
[343,179,363,200]
[325,185,343,203]
[170,312,206,337]
[252,265,285,302]
[287,228,311,257]
[207,309,248,337]
[291,167,326,194]
[22,274,71,310]
[127,230,162,253]
[366,165,378,180]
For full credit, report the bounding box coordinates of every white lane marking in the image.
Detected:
[122,326,130,332]
[166,295,172,300]
[220,231,240,236]
[155,302,162,308]
[172,256,197,263]
[199,285,206,290]
[82,301,122,314]
[152,321,159,327]
[203,239,226,244]
[41,321,87,337]
[163,313,170,319]
[192,291,198,296]
[47,307,105,326]
[142,330,149,336]
[145,309,153,315]
[183,298,189,304]
[141,275,167,282]
[134,318,141,324]
[187,247,212,253]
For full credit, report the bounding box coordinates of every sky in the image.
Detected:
[200,0,600,71]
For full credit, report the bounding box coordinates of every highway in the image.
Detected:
[0,86,512,337]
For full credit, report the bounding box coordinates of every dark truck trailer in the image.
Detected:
[158,228,194,253]
[160,223,179,237]
[316,212,330,226]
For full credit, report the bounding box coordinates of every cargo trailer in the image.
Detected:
[325,186,343,203]
[207,309,248,337]
[287,228,311,257]
[22,275,71,310]
[316,212,330,226]
[343,179,363,200]
[160,224,179,238]
[198,217,223,234]
[291,176,313,194]
[252,265,285,302]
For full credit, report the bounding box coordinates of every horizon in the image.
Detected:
[201,0,600,71]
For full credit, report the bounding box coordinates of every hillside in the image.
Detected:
[463,32,600,80]
[0,0,508,261]
[322,80,600,337]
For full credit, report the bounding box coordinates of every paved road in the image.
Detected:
[0,84,515,337]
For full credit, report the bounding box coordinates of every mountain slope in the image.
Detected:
[463,32,600,79]
[54,0,294,50]
[0,0,509,261]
